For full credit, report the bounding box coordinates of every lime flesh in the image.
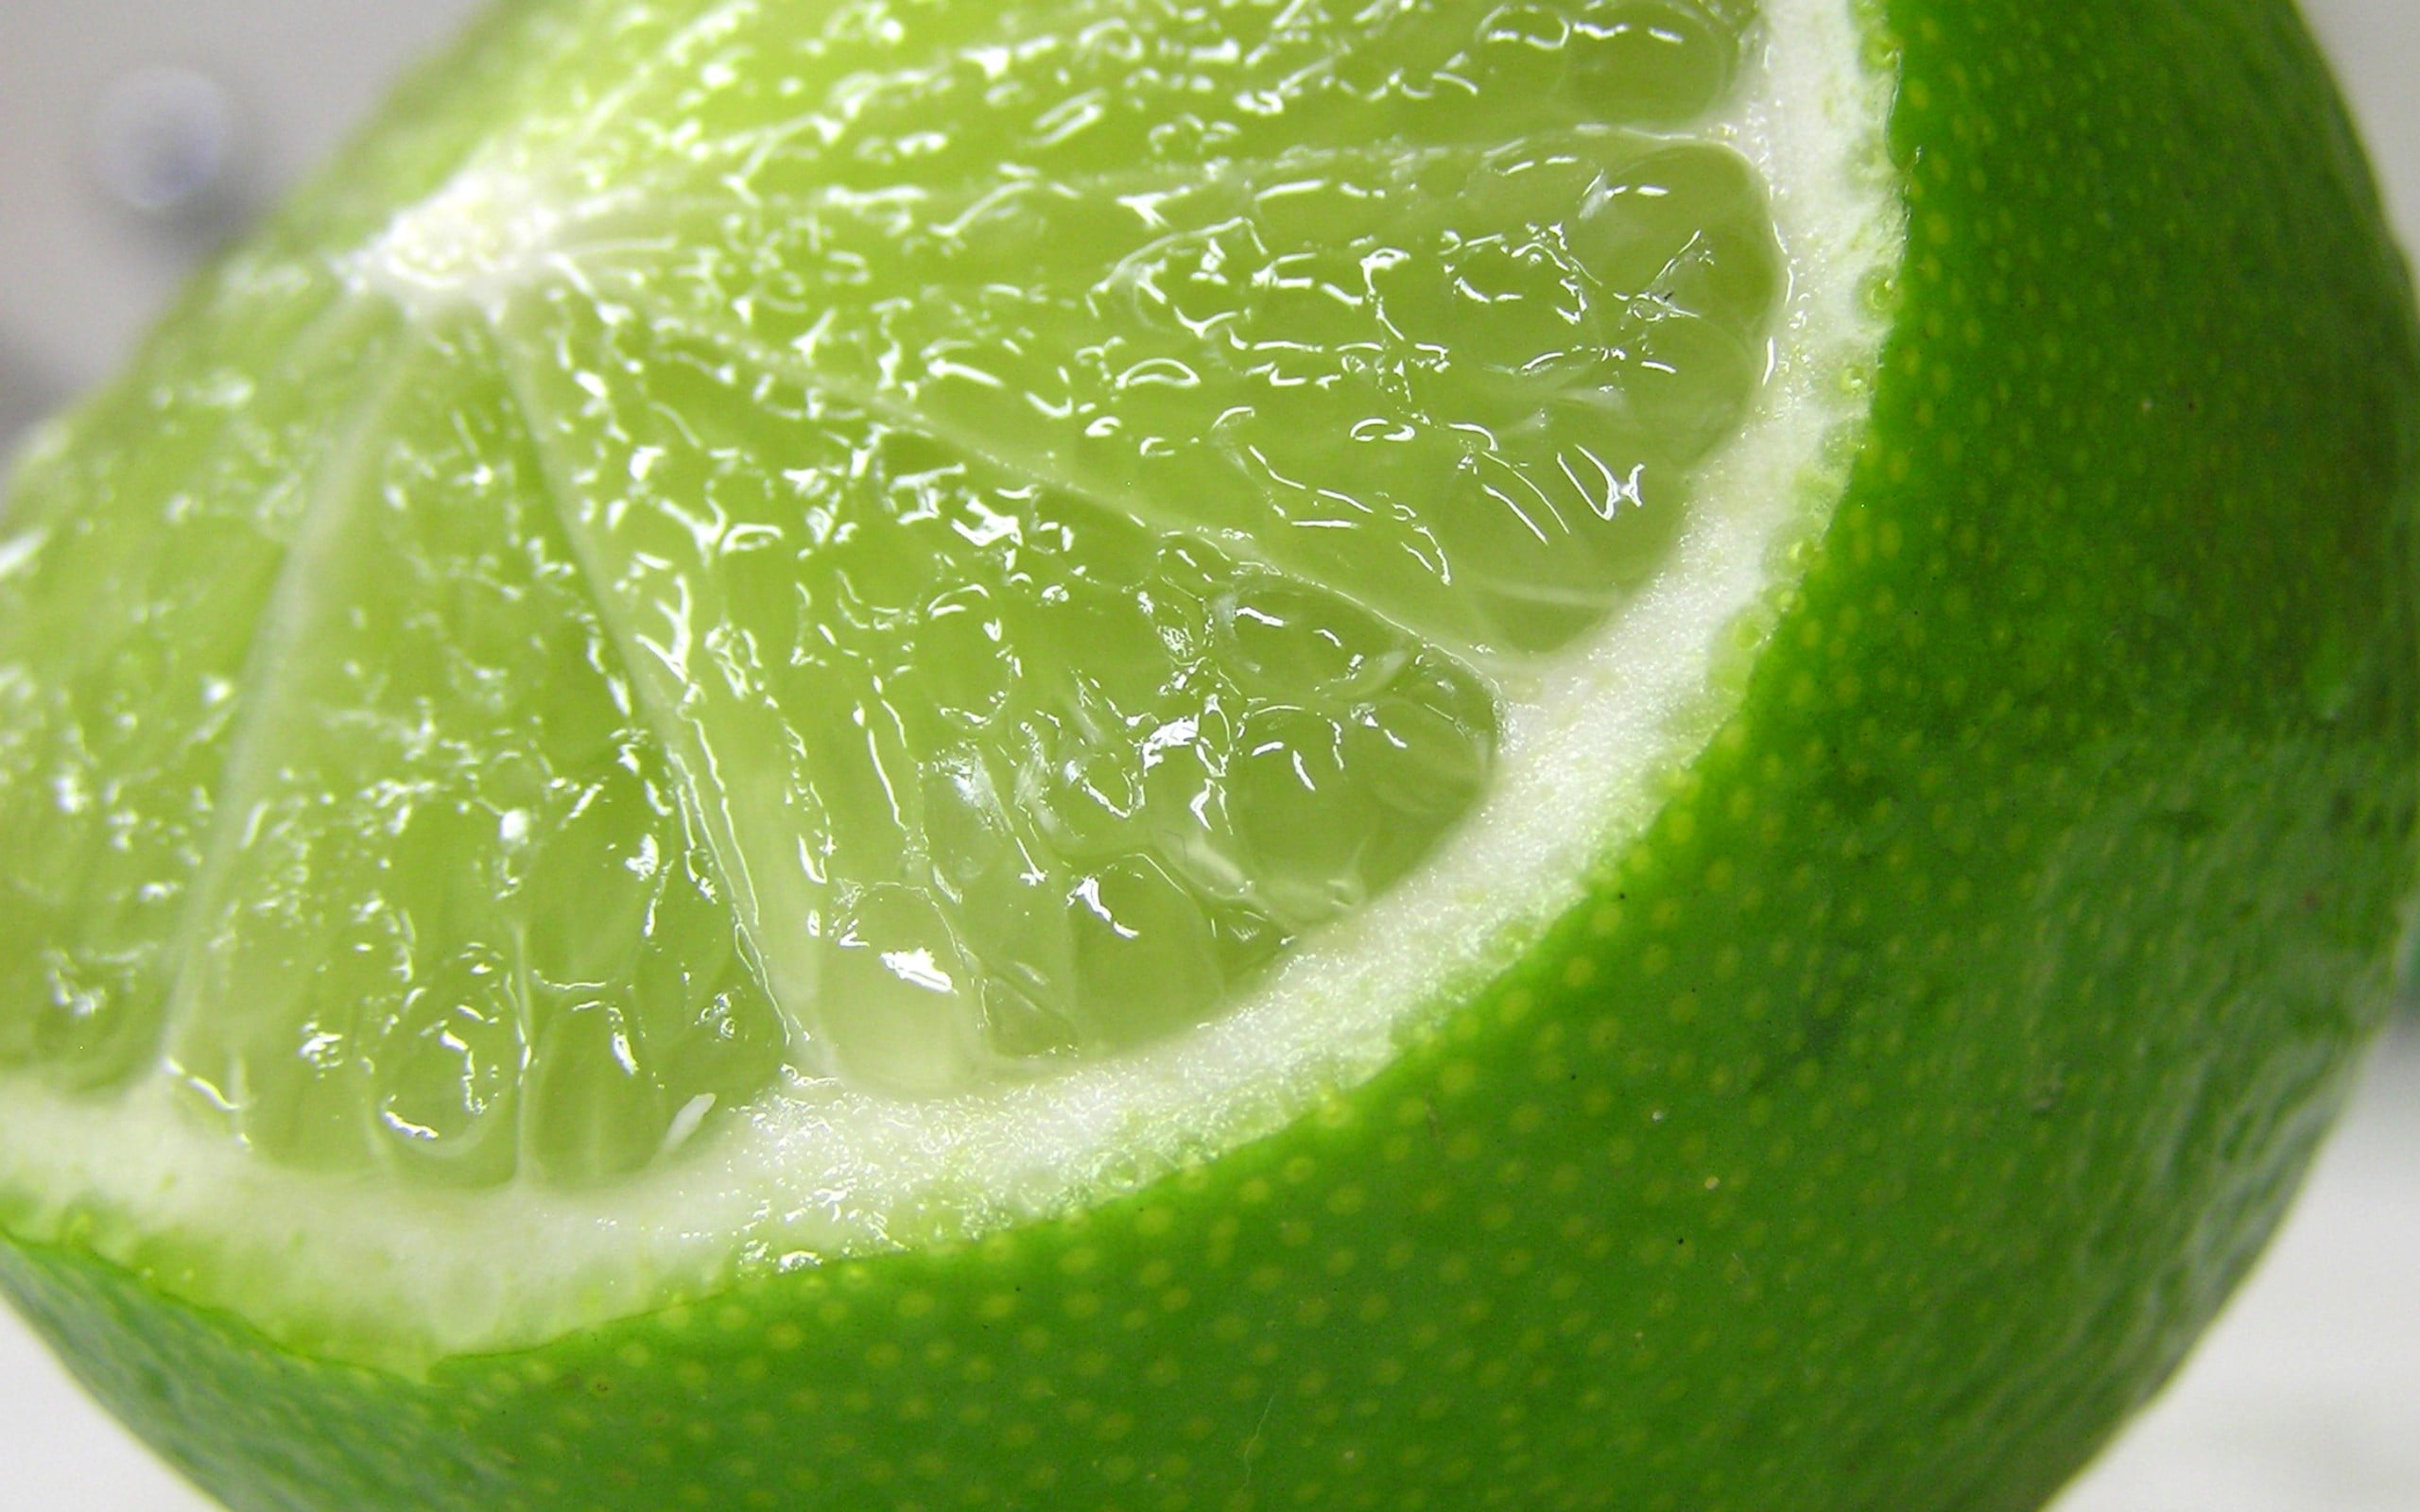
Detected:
[1,0,2418,1508]
[3,0,1786,1157]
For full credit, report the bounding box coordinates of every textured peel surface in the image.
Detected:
[0,0,1896,1361]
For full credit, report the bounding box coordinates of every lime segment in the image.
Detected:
[155,317,785,1186]
[0,279,396,1090]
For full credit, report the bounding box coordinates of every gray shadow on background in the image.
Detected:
[0,339,66,456]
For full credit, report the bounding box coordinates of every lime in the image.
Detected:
[0,0,2414,1508]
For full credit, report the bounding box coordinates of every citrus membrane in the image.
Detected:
[0,0,1897,1363]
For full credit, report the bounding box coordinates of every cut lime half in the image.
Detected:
[0,0,1897,1366]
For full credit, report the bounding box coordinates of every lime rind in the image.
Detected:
[0,0,1900,1367]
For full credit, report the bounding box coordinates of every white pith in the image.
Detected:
[358,164,595,318]
[0,0,1902,1368]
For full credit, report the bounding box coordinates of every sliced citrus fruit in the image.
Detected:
[1,0,2415,1508]
[0,0,1891,1354]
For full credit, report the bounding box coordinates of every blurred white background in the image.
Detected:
[0,2,2414,1508]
